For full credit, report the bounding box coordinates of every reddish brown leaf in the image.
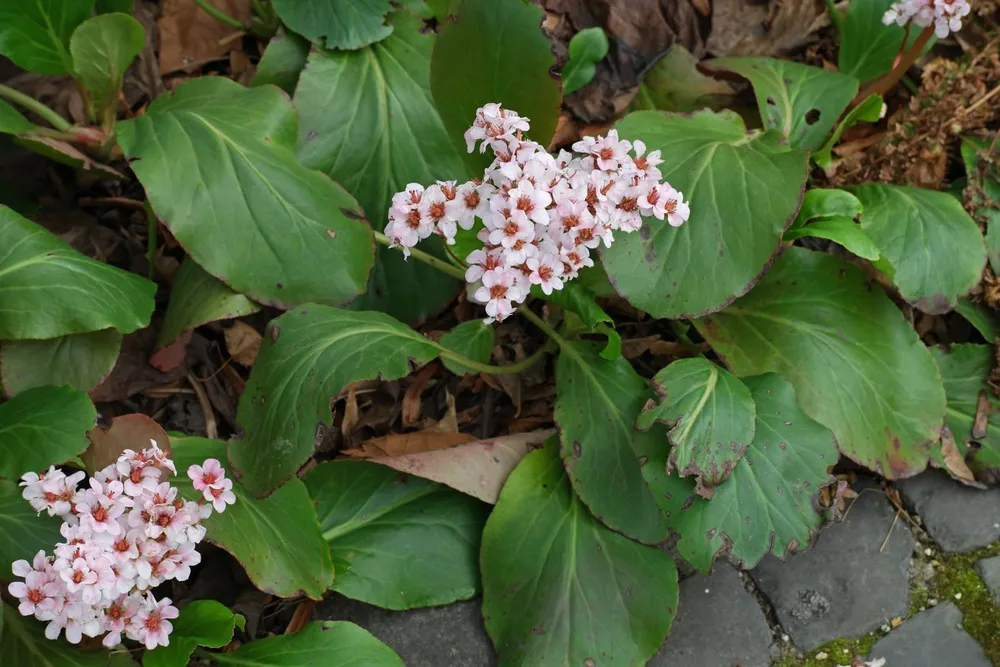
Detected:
[84,414,170,474]
[973,390,991,440]
[358,430,555,504]
[342,431,476,459]
[158,0,252,74]
[149,330,192,372]
[937,425,985,488]
[402,363,438,428]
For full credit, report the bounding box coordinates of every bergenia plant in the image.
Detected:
[384,103,689,322]
[883,0,972,37]
[7,442,234,649]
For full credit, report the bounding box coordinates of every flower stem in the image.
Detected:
[372,230,467,281]
[439,340,553,376]
[516,306,567,348]
[857,26,934,101]
[0,84,71,131]
[192,0,246,29]
[824,0,844,36]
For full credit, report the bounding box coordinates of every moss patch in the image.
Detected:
[772,632,881,667]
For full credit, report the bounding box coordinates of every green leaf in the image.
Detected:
[439,320,494,375]
[852,183,987,313]
[669,374,837,572]
[426,0,461,20]
[0,0,94,74]
[629,45,734,113]
[250,31,309,95]
[170,437,334,599]
[211,621,404,666]
[69,13,145,120]
[156,257,260,348]
[637,357,755,490]
[0,385,95,479]
[814,94,883,167]
[271,0,393,50]
[538,282,621,359]
[0,481,61,576]
[481,438,678,667]
[143,600,244,667]
[708,57,858,152]
[789,188,863,229]
[116,77,375,310]
[784,216,882,260]
[96,0,134,13]
[431,0,561,167]
[955,299,998,342]
[695,246,945,478]
[231,306,440,496]
[555,340,668,543]
[0,100,37,135]
[304,460,489,609]
[561,27,608,95]
[294,12,467,322]
[0,206,156,339]
[840,0,932,81]
[1,605,138,667]
[1,329,122,395]
[604,110,808,319]
[931,345,1000,471]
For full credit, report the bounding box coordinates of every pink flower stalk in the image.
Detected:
[386,103,691,323]
[8,441,235,649]
[883,0,971,38]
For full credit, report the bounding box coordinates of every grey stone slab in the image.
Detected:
[867,602,991,667]
[318,595,496,667]
[650,564,771,667]
[898,470,1000,553]
[749,486,914,652]
[975,555,1000,605]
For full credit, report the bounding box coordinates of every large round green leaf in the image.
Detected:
[171,437,334,599]
[156,257,260,348]
[604,110,808,319]
[481,439,679,667]
[116,77,375,310]
[637,357,755,490]
[0,480,61,576]
[0,385,95,479]
[304,460,489,609]
[1,605,137,667]
[852,184,986,314]
[931,344,1000,473]
[667,373,837,572]
[294,12,467,322]
[211,621,403,666]
[555,340,669,544]
[439,319,494,375]
[1,329,122,395]
[0,0,94,74]
[0,206,156,340]
[231,306,440,496]
[69,13,145,119]
[431,0,561,165]
[695,247,945,478]
[143,600,244,667]
[708,57,858,152]
[271,0,393,51]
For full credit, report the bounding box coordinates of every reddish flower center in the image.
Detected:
[618,197,638,213]
[598,147,614,161]
[489,284,508,299]
[428,202,446,221]
[144,611,162,632]
[406,209,422,230]
[27,588,44,604]
[72,570,84,584]
[664,199,678,215]
[92,505,108,522]
[537,265,552,281]
[516,197,534,213]
[464,191,480,209]
[503,221,520,236]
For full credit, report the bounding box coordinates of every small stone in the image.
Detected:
[880,624,890,632]
[954,593,962,600]
[783,635,791,643]
[898,471,1000,553]
[924,548,933,556]
[651,564,771,667]
[928,598,938,606]
[750,483,914,651]
[816,651,828,660]
[974,555,1000,605]
[867,603,991,667]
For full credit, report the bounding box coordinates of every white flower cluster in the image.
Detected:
[883,0,971,38]
[7,443,236,650]
[385,103,690,323]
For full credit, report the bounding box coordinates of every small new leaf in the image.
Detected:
[69,13,145,124]
[561,27,608,94]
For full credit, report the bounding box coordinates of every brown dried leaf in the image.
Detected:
[973,390,991,439]
[93,329,188,402]
[158,0,252,74]
[937,425,985,487]
[707,0,826,58]
[15,134,124,179]
[402,363,437,428]
[341,385,359,439]
[359,430,555,504]
[84,413,170,474]
[343,431,476,458]
[225,321,262,367]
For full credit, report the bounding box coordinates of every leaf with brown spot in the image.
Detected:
[84,413,169,475]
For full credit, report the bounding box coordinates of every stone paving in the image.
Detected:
[318,471,1000,666]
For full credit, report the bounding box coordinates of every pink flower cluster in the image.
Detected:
[384,104,690,323]
[8,442,236,650]
[883,0,971,38]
